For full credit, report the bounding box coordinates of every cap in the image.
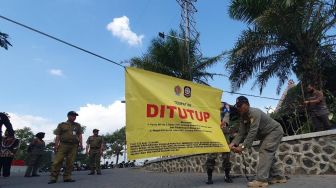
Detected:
[35,132,45,138]
[67,111,79,116]
[235,96,249,108]
[93,129,99,132]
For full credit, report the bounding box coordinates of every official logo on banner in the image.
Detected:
[174,85,182,96]
[184,86,191,98]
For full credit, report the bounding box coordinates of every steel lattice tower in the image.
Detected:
[176,0,201,79]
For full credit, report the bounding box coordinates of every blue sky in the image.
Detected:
[0,0,294,140]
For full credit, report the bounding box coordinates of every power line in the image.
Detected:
[223,91,281,101]
[0,15,281,101]
[0,15,125,69]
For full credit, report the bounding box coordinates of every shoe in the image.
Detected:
[247,180,268,187]
[205,180,213,184]
[32,174,40,177]
[269,176,287,184]
[97,172,102,175]
[48,180,57,184]
[224,170,233,183]
[64,179,76,183]
[224,175,233,183]
[88,172,95,175]
[24,175,31,177]
[206,169,213,184]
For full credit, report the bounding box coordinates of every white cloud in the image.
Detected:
[9,113,57,142]
[77,101,125,139]
[106,16,144,46]
[8,101,125,145]
[49,69,64,77]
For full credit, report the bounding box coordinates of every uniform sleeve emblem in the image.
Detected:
[250,118,254,124]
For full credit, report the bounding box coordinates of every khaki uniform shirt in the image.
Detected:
[86,136,104,150]
[54,121,82,144]
[231,107,283,148]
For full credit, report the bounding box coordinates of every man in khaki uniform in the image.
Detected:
[86,129,104,175]
[48,111,83,184]
[230,96,287,187]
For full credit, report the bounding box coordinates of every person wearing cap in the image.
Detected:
[205,102,233,184]
[0,112,15,146]
[86,129,104,175]
[48,111,83,184]
[25,132,46,177]
[230,96,286,187]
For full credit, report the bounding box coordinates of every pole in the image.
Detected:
[183,1,192,81]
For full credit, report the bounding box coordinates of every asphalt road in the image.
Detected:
[0,168,335,188]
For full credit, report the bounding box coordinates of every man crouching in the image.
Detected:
[230,96,287,187]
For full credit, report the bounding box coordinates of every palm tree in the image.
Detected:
[227,0,336,94]
[129,30,224,85]
[0,31,12,50]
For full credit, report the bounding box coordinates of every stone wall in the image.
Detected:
[143,130,336,175]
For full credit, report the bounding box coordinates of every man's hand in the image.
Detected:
[233,145,243,154]
[304,101,310,105]
[99,150,103,156]
[229,143,243,154]
[220,121,228,129]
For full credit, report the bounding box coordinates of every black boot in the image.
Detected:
[224,169,233,183]
[206,169,213,184]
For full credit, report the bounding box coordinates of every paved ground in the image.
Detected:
[0,168,335,188]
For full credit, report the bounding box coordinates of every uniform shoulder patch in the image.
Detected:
[250,118,255,124]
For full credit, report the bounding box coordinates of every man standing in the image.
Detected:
[230,96,286,187]
[86,129,104,175]
[205,102,233,184]
[304,84,331,131]
[48,111,83,184]
[0,112,15,145]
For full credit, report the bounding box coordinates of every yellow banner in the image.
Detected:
[125,67,229,160]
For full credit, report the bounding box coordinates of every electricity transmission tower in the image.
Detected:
[176,0,201,80]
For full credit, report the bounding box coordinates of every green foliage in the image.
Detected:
[14,127,34,160]
[104,127,126,164]
[227,0,336,94]
[0,31,12,50]
[45,142,55,152]
[272,82,336,135]
[76,152,89,165]
[129,30,225,85]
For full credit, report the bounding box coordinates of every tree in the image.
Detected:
[129,30,224,85]
[227,0,336,94]
[104,127,126,165]
[14,127,34,160]
[0,31,12,50]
